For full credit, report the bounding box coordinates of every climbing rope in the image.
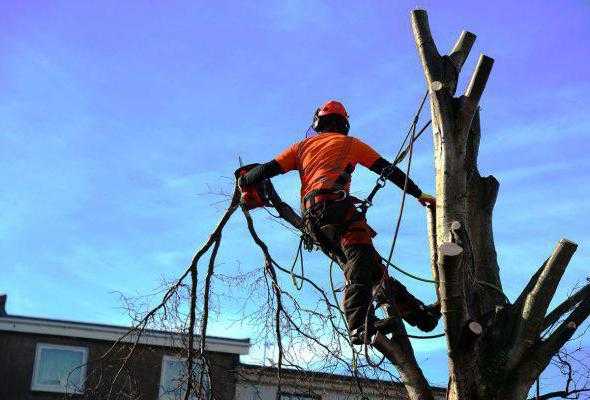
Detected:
[359,90,430,215]
[289,237,305,290]
[361,91,436,365]
[380,257,437,284]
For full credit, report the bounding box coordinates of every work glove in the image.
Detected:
[234,164,268,210]
[418,192,436,207]
[234,164,259,189]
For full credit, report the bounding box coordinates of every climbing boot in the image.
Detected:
[343,283,375,345]
[403,301,441,332]
[349,316,377,345]
[375,276,441,332]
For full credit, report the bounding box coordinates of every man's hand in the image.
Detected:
[236,175,246,191]
[418,192,436,207]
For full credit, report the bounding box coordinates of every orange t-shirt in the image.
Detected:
[274,132,381,199]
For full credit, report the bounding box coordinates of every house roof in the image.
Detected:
[0,314,250,355]
[238,364,446,396]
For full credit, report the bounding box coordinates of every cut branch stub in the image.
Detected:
[506,239,578,371]
[411,9,442,87]
[449,31,476,71]
[450,220,464,246]
[446,31,476,95]
[460,320,483,351]
[460,55,494,128]
[438,241,465,349]
[465,55,494,104]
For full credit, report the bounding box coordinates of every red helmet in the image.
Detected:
[317,100,348,118]
[312,100,350,134]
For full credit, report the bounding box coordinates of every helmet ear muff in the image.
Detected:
[312,108,320,131]
[343,119,350,135]
[313,114,350,135]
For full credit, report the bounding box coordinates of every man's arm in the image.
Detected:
[369,157,422,198]
[239,141,299,187]
[354,137,434,205]
[239,160,283,186]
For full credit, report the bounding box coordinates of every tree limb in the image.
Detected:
[446,31,476,95]
[438,241,465,351]
[426,206,440,300]
[512,296,590,400]
[465,110,505,317]
[449,31,476,72]
[514,259,548,310]
[372,332,434,400]
[411,9,442,88]
[507,240,578,370]
[543,283,590,332]
[464,55,494,106]
[535,295,590,366]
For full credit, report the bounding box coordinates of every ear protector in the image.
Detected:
[312,108,321,131]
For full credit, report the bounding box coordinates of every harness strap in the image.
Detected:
[301,188,347,211]
[334,162,354,187]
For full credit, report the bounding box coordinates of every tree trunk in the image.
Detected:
[400,9,586,400]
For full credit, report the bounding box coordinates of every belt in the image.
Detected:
[302,188,348,211]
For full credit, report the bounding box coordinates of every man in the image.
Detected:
[239,100,440,344]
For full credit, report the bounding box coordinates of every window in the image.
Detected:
[31,343,88,394]
[159,355,210,400]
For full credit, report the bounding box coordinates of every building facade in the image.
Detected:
[0,298,249,400]
[0,295,444,400]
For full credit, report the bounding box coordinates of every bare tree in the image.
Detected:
[79,9,590,400]
[398,9,589,400]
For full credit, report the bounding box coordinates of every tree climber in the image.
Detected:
[238,100,441,345]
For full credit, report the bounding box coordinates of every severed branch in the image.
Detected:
[464,55,494,106]
[506,240,578,370]
[448,31,476,72]
[411,10,442,87]
[445,31,476,95]
[459,55,494,131]
[83,187,242,400]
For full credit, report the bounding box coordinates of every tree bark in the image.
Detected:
[409,9,584,400]
[372,332,434,400]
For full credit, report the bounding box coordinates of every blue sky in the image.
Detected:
[1,0,589,389]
